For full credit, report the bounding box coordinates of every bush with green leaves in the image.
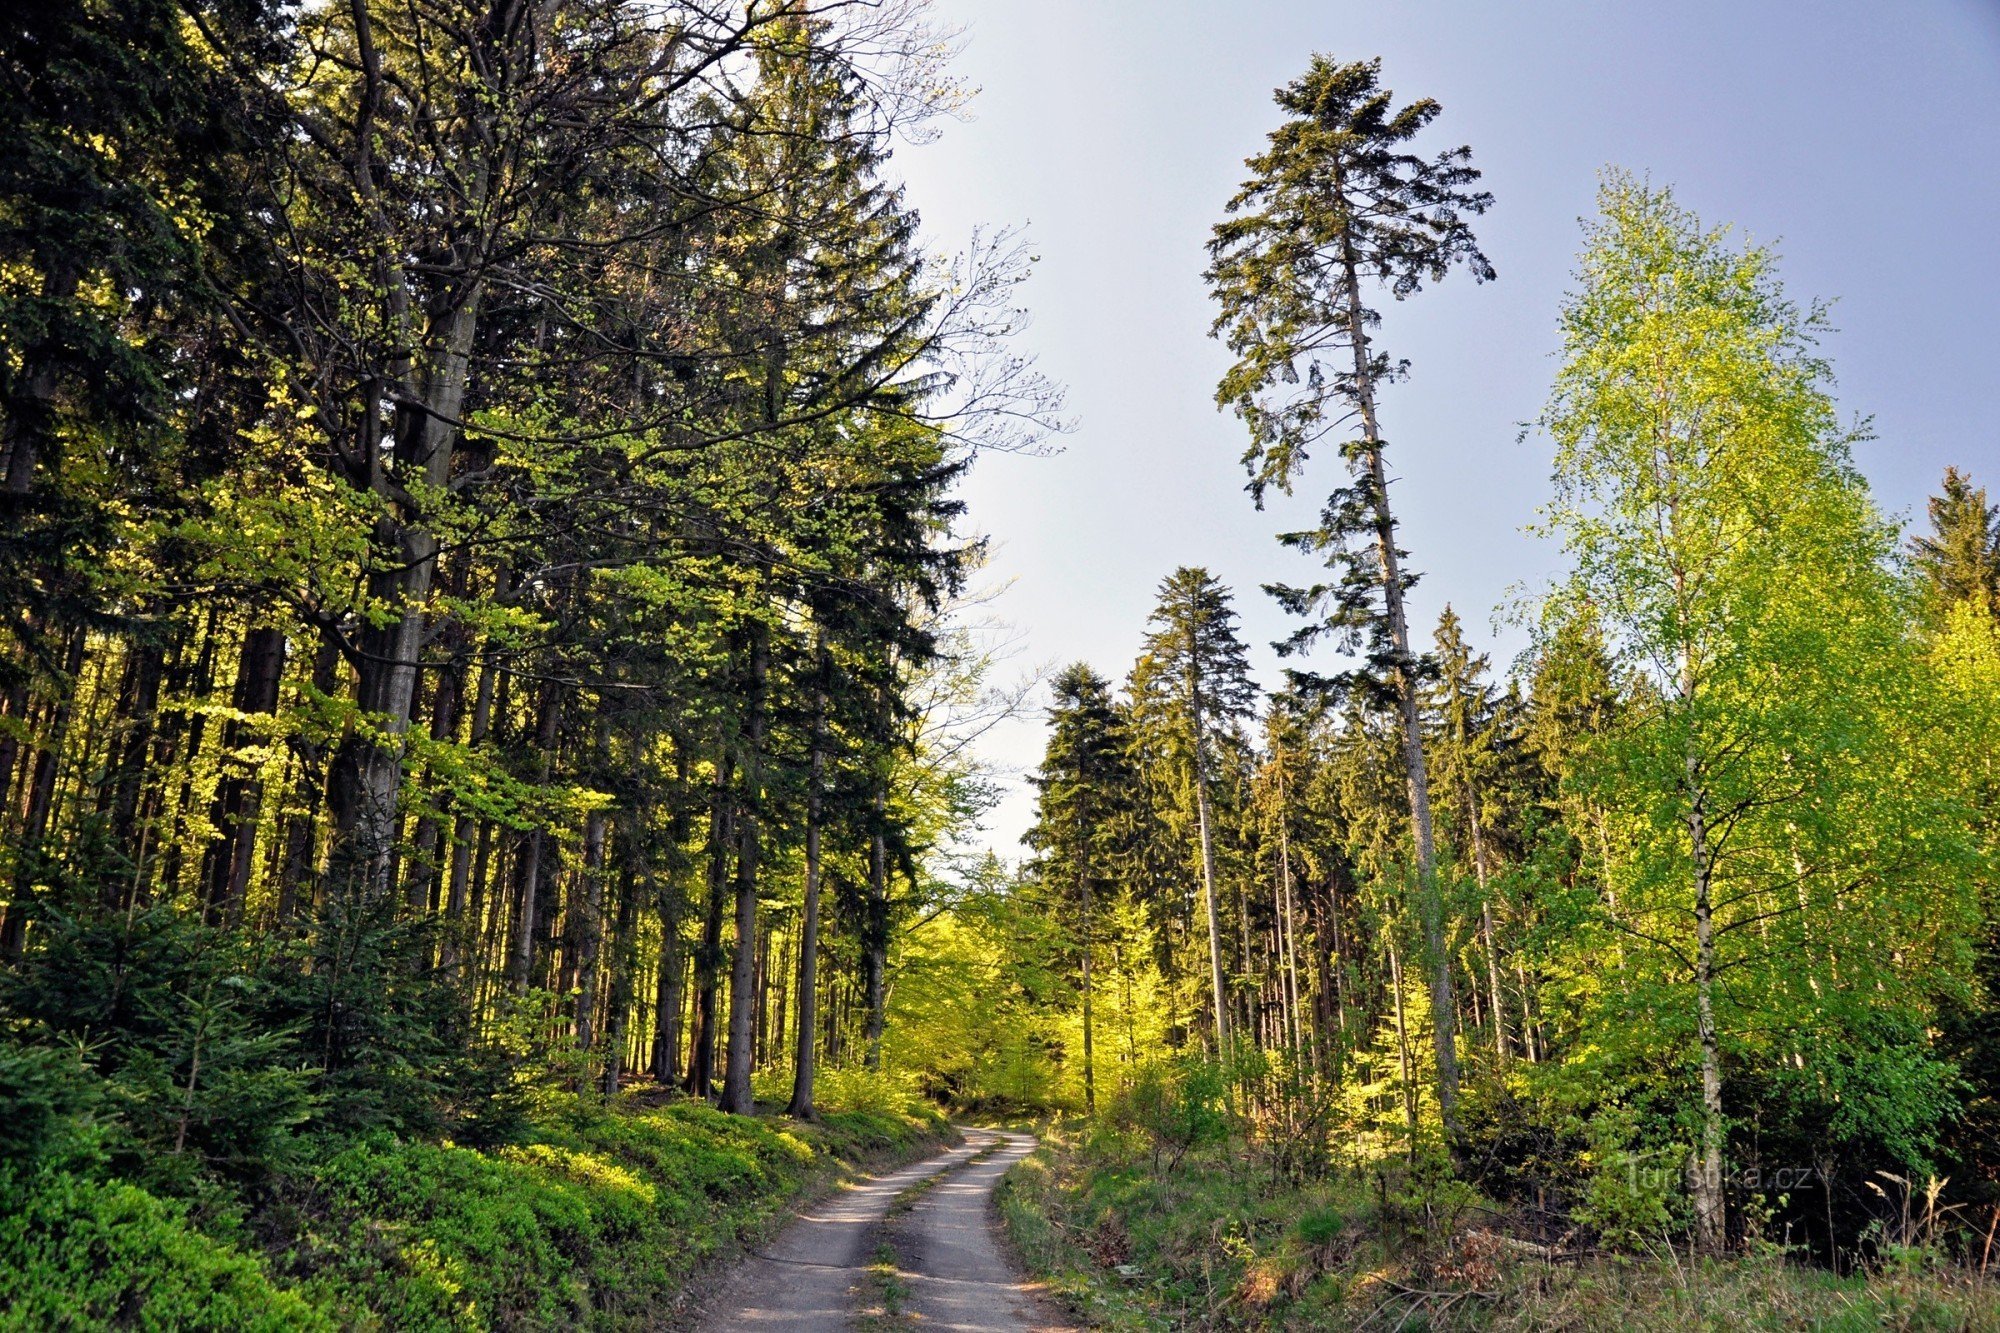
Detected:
[1113,1056,1230,1174]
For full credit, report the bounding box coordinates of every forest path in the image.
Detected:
[885,1130,1074,1333]
[696,1120,1064,1328]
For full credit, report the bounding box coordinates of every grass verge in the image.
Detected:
[998,1125,2000,1331]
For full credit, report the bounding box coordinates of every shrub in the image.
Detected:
[0,1165,325,1331]
[1115,1056,1229,1174]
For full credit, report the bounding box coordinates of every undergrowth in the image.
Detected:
[1000,1122,2000,1331]
[0,1084,948,1330]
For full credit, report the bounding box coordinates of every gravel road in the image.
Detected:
[698,1128,1069,1333]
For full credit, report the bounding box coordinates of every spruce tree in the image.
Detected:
[1132,569,1257,1052]
[1912,467,2000,620]
[1206,55,1494,1151]
[1025,663,1135,1113]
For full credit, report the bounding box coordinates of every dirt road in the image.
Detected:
[698,1128,1068,1332]
[890,1130,1071,1332]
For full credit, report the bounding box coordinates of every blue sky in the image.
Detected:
[890,0,2000,854]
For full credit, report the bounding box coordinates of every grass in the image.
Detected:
[0,1089,952,1331]
[857,1240,915,1330]
[998,1125,2000,1332]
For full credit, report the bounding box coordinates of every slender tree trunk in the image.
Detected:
[1689,759,1726,1253]
[1386,931,1418,1149]
[276,635,343,922]
[1339,239,1459,1152]
[404,638,463,918]
[572,809,609,1058]
[602,856,640,1097]
[686,747,734,1097]
[1,627,87,957]
[651,882,687,1086]
[1080,857,1096,1114]
[441,655,496,972]
[721,627,769,1115]
[788,650,829,1119]
[102,635,168,910]
[862,682,893,1071]
[201,626,288,924]
[508,685,561,993]
[863,811,889,1070]
[1464,798,1508,1064]
[1195,757,1230,1053]
[1277,789,1304,1057]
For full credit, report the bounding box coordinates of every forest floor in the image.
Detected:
[997,1128,2000,1331]
[702,1127,1074,1333]
[0,1091,954,1331]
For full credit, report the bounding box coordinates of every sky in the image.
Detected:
[887,0,2000,857]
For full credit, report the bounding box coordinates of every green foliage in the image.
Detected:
[0,1166,327,1332]
[3,904,319,1184]
[1534,171,1985,1243]
[0,1038,104,1170]
[0,1078,945,1332]
[1114,1057,1231,1174]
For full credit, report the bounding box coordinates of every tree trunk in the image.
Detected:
[508,684,561,993]
[1464,790,1508,1065]
[1339,237,1459,1153]
[441,655,496,972]
[862,681,893,1070]
[276,635,344,922]
[101,635,168,910]
[1080,868,1096,1114]
[788,650,829,1119]
[1,627,87,957]
[201,626,288,924]
[863,807,889,1070]
[651,879,687,1086]
[601,856,640,1097]
[572,809,609,1060]
[1689,760,1726,1253]
[721,628,768,1115]
[1194,747,1231,1053]
[686,747,734,1098]
[403,641,463,918]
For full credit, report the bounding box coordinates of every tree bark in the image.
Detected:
[572,808,609,1062]
[1192,680,1231,1053]
[788,646,830,1119]
[507,684,561,993]
[601,855,640,1097]
[1,627,86,956]
[721,627,769,1115]
[1689,759,1726,1253]
[686,745,734,1098]
[201,626,288,924]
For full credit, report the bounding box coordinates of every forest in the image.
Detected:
[2,1,1997,1330]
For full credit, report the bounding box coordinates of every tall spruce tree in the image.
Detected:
[1132,569,1257,1052]
[1206,55,1494,1151]
[1025,663,1135,1113]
